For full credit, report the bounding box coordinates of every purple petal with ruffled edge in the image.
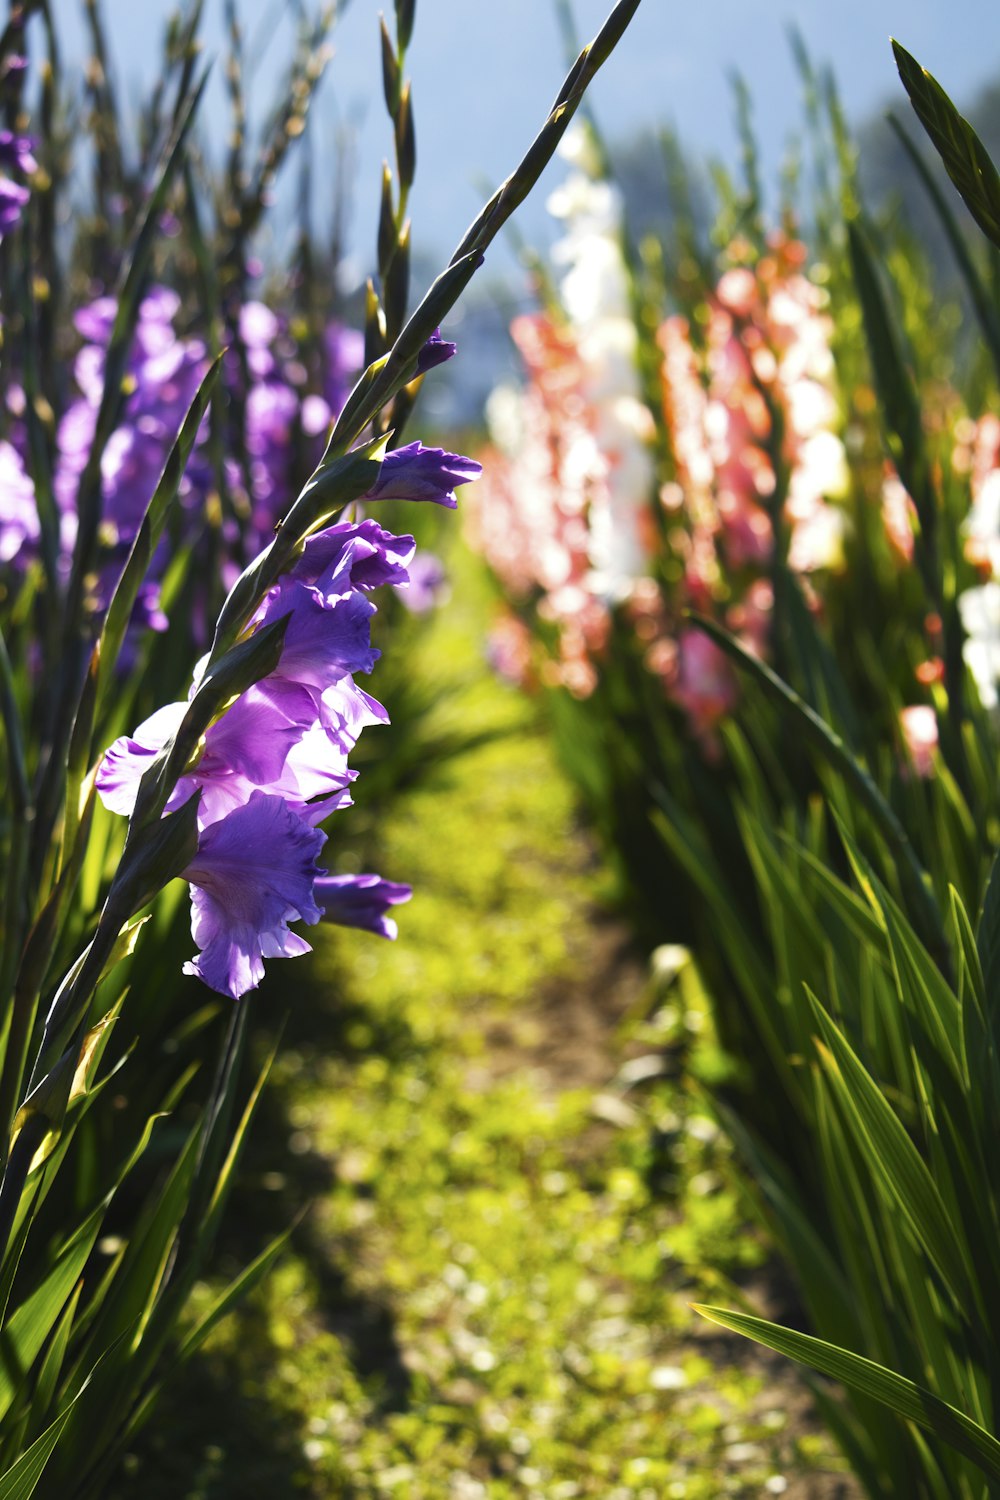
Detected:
[255,579,379,690]
[179,680,326,826]
[292,519,415,593]
[364,442,481,510]
[184,791,326,998]
[313,873,412,939]
[96,701,187,817]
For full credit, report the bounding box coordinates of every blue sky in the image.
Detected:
[50,0,1000,281]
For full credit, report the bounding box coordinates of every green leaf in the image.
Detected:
[0,1204,103,1421]
[0,1335,126,1500]
[687,613,945,957]
[806,988,976,1315]
[26,1283,82,1438]
[692,1304,1000,1484]
[888,115,1000,385]
[847,218,931,523]
[92,1228,292,1485]
[893,40,1000,252]
[69,1122,200,1371]
[112,793,201,914]
[977,851,1000,1002]
[0,1401,76,1500]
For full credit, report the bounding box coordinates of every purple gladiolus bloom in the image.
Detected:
[324,323,365,415]
[96,702,187,818]
[53,286,207,637]
[416,328,457,374]
[0,130,36,239]
[395,550,447,614]
[184,791,326,998]
[313,873,412,940]
[257,580,380,691]
[291,519,415,593]
[0,179,29,235]
[73,297,117,347]
[0,440,39,564]
[365,442,482,510]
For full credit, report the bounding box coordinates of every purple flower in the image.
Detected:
[313,873,412,940]
[395,550,447,614]
[184,791,325,998]
[52,286,208,637]
[96,702,188,817]
[96,679,351,828]
[0,440,39,565]
[291,519,415,593]
[0,131,36,225]
[89,318,466,995]
[301,394,332,437]
[416,328,457,374]
[324,323,365,415]
[250,519,419,694]
[365,442,482,510]
[73,297,117,347]
[258,581,379,691]
[0,179,29,235]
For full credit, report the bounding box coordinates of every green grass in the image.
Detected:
[109,545,850,1499]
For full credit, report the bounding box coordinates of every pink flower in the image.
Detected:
[900,704,938,778]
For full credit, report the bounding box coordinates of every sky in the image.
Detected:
[48,0,1000,287]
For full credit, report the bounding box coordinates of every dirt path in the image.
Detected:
[110,559,861,1500]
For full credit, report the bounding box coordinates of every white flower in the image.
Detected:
[959,581,1000,709]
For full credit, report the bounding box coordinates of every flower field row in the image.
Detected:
[3,1,1000,1495]
[466,32,1000,1499]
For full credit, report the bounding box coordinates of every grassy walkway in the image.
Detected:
[112,550,853,1499]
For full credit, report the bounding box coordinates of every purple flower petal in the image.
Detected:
[292,519,415,593]
[395,550,447,614]
[183,791,326,999]
[96,701,187,817]
[313,873,412,939]
[365,442,482,509]
[0,439,39,564]
[73,297,118,346]
[255,577,380,689]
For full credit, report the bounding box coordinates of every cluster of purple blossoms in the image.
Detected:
[54,287,207,631]
[0,284,370,650]
[96,440,482,999]
[223,302,364,568]
[0,128,35,238]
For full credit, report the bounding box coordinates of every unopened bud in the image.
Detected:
[396,81,415,191]
[380,16,400,114]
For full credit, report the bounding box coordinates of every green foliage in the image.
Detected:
[893,41,1000,252]
[0,2,644,1494]
[108,558,847,1497]
[472,29,1000,1499]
